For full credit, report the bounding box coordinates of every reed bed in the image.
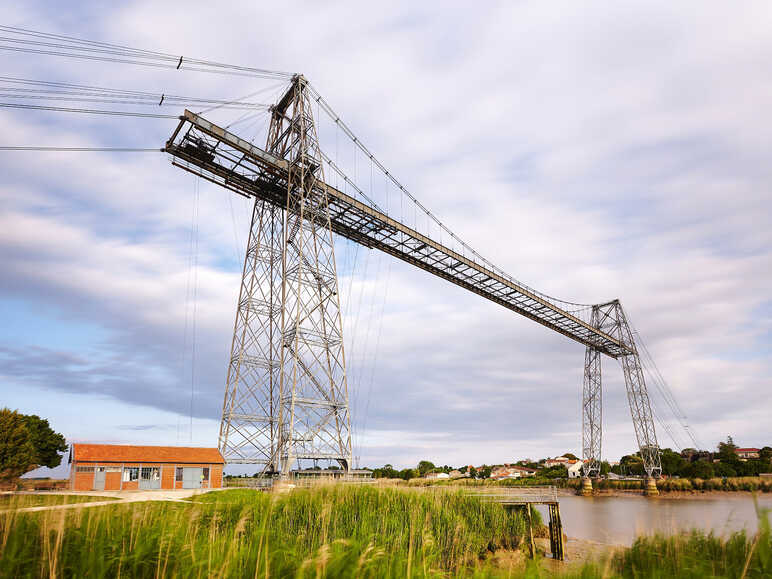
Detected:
[0,485,533,577]
[609,501,772,578]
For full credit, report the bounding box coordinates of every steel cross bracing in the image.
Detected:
[165,79,662,477]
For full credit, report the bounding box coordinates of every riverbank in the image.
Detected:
[381,475,772,495]
[560,487,770,499]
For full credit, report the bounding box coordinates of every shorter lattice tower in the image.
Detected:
[582,300,661,478]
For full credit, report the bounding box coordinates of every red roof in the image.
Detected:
[736,448,760,452]
[72,444,225,464]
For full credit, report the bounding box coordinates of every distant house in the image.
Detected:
[567,461,584,479]
[510,465,536,477]
[544,456,572,468]
[490,466,519,480]
[489,464,536,480]
[424,472,450,480]
[736,448,760,460]
[448,470,464,479]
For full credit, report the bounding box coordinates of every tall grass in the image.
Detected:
[0,485,533,577]
[3,486,768,577]
[609,499,772,578]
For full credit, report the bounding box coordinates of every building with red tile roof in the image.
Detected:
[69,444,224,491]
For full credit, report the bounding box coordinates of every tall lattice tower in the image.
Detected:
[218,75,352,475]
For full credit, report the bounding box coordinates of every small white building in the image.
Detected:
[424,471,450,480]
[567,461,584,479]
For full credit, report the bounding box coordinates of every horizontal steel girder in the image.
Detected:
[165,110,630,358]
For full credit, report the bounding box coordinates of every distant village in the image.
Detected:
[368,454,593,481]
[223,440,771,481]
[364,440,772,481]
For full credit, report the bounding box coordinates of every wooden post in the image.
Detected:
[525,505,535,559]
[548,503,565,561]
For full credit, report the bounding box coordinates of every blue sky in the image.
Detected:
[2,1,771,475]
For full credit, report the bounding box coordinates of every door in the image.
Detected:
[139,467,161,489]
[94,467,106,490]
[182,467,203,489]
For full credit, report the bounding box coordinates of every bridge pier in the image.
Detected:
[644,477,659,496]
[579,476,593,496]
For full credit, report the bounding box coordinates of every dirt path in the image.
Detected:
[1,488,223,514]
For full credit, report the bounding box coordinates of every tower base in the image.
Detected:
[644,477,659,496]
[579,476,593,496]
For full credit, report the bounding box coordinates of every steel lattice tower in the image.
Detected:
[581,300,661,478]
[218,76,352,475]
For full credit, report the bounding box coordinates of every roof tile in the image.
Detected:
[73,444,225,464]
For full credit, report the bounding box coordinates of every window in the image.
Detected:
[202,468,210,481]
[76,466,94,473]
[141,467,160,481]
[123,467,139,482]
[105,467,121,473]
[176,467,183,482]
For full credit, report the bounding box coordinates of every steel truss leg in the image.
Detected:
[589,300,661,478]
[219,199,283,470]
[614,304,661,477]
[273,76,352,476]
[581,339,602,477]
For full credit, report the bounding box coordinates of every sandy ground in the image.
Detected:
[489,536,619,573]
[0,488,225,513]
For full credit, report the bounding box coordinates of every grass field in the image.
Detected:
[0,486,769,577]
[0,486,536,577]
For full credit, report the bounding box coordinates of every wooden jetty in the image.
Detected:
[469,486,565,561]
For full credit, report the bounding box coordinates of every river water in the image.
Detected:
[536,493,772,545]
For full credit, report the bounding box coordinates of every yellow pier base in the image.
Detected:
[580,477,593,496]
[644,478,659,496]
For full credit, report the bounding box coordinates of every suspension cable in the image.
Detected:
[307,82,597,311]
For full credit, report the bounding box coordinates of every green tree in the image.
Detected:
[398,468,415,481]
[600,461,611,476]
[417,460,435,476]
[22,414,67,469]
[478,465,492,479]
[759,447,772,463]
[620,454,645,476]
[660,448,687,476]
[685,459,715,479]
[717,436,738,461]
[0,409,37,483]
[562,453,579,461]
[374,464,398,479]
[540,465,568,479]
[714,462,737,477]
[468,466,478,479]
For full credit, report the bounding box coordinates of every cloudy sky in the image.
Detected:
[2,1,771,474]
